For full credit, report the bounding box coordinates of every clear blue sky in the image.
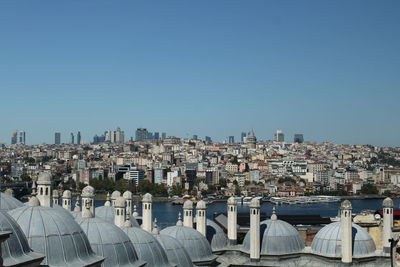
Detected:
[1,1,399,146]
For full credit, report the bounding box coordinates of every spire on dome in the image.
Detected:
[271,207,277,221]
[133,205,139,217]
[176,212,183,226]
[152,218,160,234]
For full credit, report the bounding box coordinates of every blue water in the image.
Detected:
[91,198,400,229]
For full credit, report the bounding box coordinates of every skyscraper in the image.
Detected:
[241,132,247,143]
[161,132,166,140]
[228,136,235,144]
[135,128,148,141]
[205,136,212,143]
[11,131,25,145]
[110,127,124,143]
[70,133,75,144]
[275,130,285,142]
[55,132,61,144]
[77,131,81,145]
[11,132,17,145]
[294,134,304,143]
[154,132,160,140]
[192,135,198,140]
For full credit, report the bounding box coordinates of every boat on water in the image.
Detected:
[269,195,341,205]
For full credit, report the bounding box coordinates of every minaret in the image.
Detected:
[249,197,260,262]
[142,193,153,233]
[52,189,59,206]
[383,197,394,253]
[123,191,133,218]
[183,200,194,228]
[62,190,72,210]
[196,200,207,236]
[36,172,52,207]
[340,200,352,264]
[81,185,95,216]
[227,196,238,245]
[114,196,127,227]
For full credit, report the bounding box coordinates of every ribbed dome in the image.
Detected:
[0,192,23,211]
[206,219,228,251]
[95,206,140,227]
[160,225,216,264]
[155,234,194,267]
[0,210,44,266]
[8,205,103,266]
[311,222,376,258]
[122,226,171,267]
[76,217,144,267]
[243,219,305,255]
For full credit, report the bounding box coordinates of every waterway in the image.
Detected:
[89,198,400,229]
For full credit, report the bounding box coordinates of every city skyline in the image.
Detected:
[1,1,399,146]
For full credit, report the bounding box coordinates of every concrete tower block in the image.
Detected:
[36,172,52,207]
[62,190,72,211]
[114,196,127,228]
[81,185,95,217]
[341,200,352,264]
[196,200,207,236]
[142,193,153,233]
[383,197,394,253]
[183,200,194,228]
[249,198,260,261]
[227,196,238,245]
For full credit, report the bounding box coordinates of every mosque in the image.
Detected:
[0,171,396,266]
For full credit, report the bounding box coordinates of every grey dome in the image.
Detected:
[63,190,72,198]
[8,205,103,266]
[383,197,393,208]
[206,219,228,251]
[227,196,237,205]
[0,192,23,211]
[95,205,140,227]
[122,226,171,267]
[142,193,152,202]
[111,190,121,199]
[160,225,216,264]
[311,222,376,258]
[123,191,133,199]
[76,216,144,267]
[53,204,75,218]
[82,185,95,197]
[183,199,193,209]
[243,219,305,255]
[155,234,194,267]
[0,210,44,266]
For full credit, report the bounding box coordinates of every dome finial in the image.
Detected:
[176,212,183,226]
[133,205,139,217]
[104,192,111,206]
[74,196,81,212]
[123,218,133,227]
[152,218,160,234]
[31,181,37,195]
[271,207,277,220]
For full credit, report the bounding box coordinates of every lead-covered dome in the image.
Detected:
[243,218,305,255]
[37,172,52,184]
[8,201,103,266]
[0,210,44,266]
[0,192,23,211]
[95,205,140,227]
[122,226,171,267]
[160,225,216,265]
[155,234,194,267]
[311,222,376,257]
[76,216,144,267]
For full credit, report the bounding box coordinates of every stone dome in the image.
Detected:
[76,216,144,267]
[250,197,260,208]
[0,210,44,266]
[311,222,376,258]
[122,226,171,267]
[82,185,95,197]
[160,225,216,265]
[111,190,121,199]
[37,172,52,184]
[8,204,103,266]
[183,199,193,209]
[0,192,23,211]
[196,200,206,209]
[115,196,126,207]
[341,200,352,209]
[62,190,72,198]
[52,189,59,198]
[155,234,194,267]
[123,191,133,199]
[142,193,152,202]
[95,205,140,227]
[243,219,305,255]
[383,197,393,208]
[227,196,237,205]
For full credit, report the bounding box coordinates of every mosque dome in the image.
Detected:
[0,192,23,211]
[37,172,52,184]
[82,185,95,197]
[115,196,126,207]
[311,222,376,258]
[383,197,393,208]
[122,226,171,267]
[243,218,305,255]
[227,196,237,205]
[122,191,133,199]
[111,190,121,199]
[196,200,206,209]
[155,234,194,267]
[142,193,152,202]
[62,190,72,198]
[76,216,144,267]
[183,199,193,209]
[95,205,140,227]
[52,189,59,198]
[206,219,228,251]
[8,198,103,266]
[160,225,216,264]
[0,210,44,266]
